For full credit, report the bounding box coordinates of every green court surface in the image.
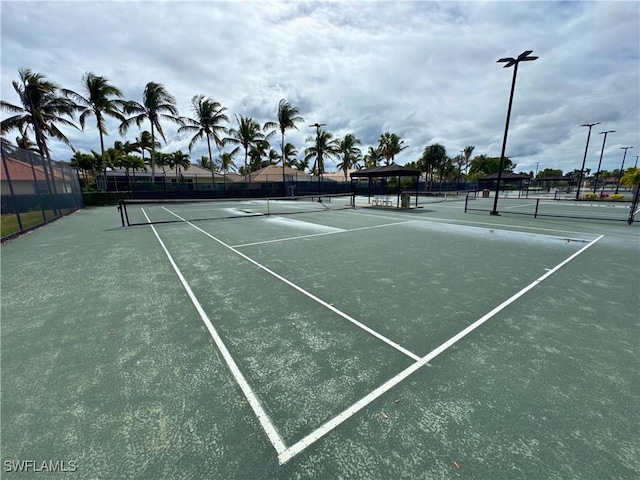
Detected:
[1,198,638,479]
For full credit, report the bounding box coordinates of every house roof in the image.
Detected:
[248,164,313,182]
[350,164,421,178]
[1,156,67,182]
[323,169,358,181]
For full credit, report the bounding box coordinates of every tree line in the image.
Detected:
[6,67,632,193]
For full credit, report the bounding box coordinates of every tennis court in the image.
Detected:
[2,196,638,479]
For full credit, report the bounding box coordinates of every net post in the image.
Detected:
[118,200,125,227]
[122,200,131,226]
[534,198,540,218]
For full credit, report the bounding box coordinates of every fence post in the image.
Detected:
[26,150,48,222]
[1,153,24,232]
[534,198,540,218]
[628,185,640,225]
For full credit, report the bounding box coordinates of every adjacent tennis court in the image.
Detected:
[1,197,638,479]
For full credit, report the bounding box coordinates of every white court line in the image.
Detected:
[351,210,600,239]
[504,202,538,210]
[233,220,416,248]
[141,208,287,455]
[278,234,604,464]
[161,206,421,362]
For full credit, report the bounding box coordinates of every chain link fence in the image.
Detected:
[465,190,639,224]
[1,140,84,241]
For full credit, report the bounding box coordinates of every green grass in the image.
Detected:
[1,211,53,238]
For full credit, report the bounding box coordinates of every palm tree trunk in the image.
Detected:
[207,136,215,186]
[97,112,107,191]
[281,132,286,196]
[150,123,156,185]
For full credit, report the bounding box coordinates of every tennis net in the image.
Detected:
[408,191,472,205]
[118,193,355,226]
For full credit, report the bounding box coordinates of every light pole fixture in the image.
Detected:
[491,50,538,215]
[575,122,600,200]
[615,146,633,194]
[593,130,614,194]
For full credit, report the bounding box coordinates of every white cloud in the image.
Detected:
[1,0,638,175]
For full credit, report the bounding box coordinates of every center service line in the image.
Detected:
[142,208,287,455]
[233,220,416,248]
[162,207,421,362]
[277,234,604,464]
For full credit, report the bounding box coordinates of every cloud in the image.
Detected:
[1,0,638,175]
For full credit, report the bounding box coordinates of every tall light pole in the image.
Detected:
[615,146,633,194]
[491,50,538,215]
[575,122,600,200]
[634,155,639,169]
[593,130,615,194]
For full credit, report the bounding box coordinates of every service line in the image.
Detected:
[278,234,604,464]
[232,220,416,248]
[162,206,421,362]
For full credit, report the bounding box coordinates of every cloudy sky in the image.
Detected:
[1,0,639,175]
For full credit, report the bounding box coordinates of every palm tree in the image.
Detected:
[264,99,304,190]
[219,151,236,187]
[305,129,340,177]
[336,133,362,181]
[154,151,170,180]
[169,150,191,181]
[117,154,145,190]
[296,157,310,173]
[378,132,408,165]
[198,155,211,169]
[1,68,77,160]
[282,142,299,167]
[177,95,228,185]
[119,82,179,182]
[63,72,126,188]
[248,139,270,171]
[364,146,383,168]
[70,151,96,183]
[15,126,38,152]
[133,130,158,164]
[224,115,265,182]
[267,148,280,165]
[420,144,447,189]
[463,145,475,175]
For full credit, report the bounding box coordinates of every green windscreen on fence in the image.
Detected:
[1,140,84,240]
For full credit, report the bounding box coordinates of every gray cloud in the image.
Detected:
[1,0,638,175]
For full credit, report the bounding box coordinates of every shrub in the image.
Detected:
[583,193,599,200]
[606,194,625,201]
